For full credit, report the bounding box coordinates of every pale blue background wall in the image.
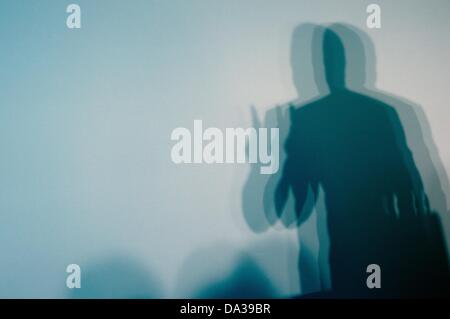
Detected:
[0,0,448,297]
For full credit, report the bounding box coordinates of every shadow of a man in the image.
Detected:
[276,25,449,298]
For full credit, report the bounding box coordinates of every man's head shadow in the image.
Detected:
[291,23,373,98]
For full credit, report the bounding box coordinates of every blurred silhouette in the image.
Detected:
[69,255,163,299]
[242,24,331,295]
[240,22,450,298]
[174,242,284,299]
[194,253,277,299]
[175,244,279,298]
[273,24,449,298]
